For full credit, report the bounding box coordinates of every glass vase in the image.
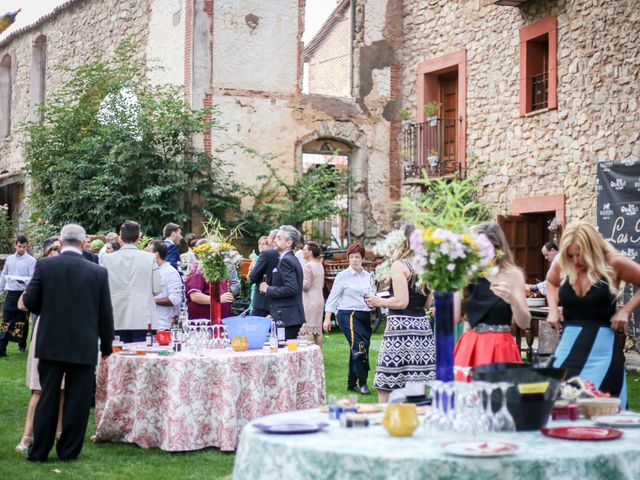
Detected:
[434,290,455,382]
[209,280,222,326]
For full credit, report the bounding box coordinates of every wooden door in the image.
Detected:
[439,73,457,163]
[498,214,546,284]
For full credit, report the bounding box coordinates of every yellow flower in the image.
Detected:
[462,234,477,248]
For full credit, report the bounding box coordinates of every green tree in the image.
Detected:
[23,43,242,234]
[241,159,349,244]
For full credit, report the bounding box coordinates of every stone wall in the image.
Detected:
[0,0,154,175]
[400,0,640,224]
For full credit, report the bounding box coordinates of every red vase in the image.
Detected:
[209,281,222,325]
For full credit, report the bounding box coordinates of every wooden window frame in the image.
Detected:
[519,15,557,116]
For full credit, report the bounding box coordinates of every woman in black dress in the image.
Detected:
[547,221,640,406]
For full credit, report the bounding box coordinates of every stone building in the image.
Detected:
[398,0,640,281]
[1,0,636,257]
[0,0,405,244]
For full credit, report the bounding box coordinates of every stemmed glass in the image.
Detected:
[470,381,493,433]
[493,382,516,432]
[423,381,445,433]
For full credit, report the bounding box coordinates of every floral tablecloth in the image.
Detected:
[94,345,325,451]
[233,409,640,480]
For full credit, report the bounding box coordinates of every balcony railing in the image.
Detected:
[401,116,462,179]
[531,72,548,111]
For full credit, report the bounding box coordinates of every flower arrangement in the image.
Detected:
[192,240,237,282]
[373,228,406,281]
[409,228,495,292]
[192,218,242,282]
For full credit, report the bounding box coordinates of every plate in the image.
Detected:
[593,414,640,428]
[253,421,329,435]
[442,441,520,458]
[540,426,623,441]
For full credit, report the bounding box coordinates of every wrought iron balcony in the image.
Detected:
[401,116,462,179]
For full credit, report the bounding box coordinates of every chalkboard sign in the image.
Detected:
[596,158,640,336]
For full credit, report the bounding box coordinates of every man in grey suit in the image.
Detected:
[259,225,306,339]
[101,220,162,342]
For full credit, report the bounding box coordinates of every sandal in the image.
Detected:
[15,436,32,453]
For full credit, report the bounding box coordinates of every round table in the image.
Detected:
[94,344,325,451]
[233,409,640,479]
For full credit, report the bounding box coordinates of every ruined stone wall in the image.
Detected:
[305,8,352,97]
[400,0,640,224]
[0,0,154,174]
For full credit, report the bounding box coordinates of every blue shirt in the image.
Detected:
[324,266,373,313]
[165,239,180,270]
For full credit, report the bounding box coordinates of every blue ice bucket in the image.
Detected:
[222,316,271,350]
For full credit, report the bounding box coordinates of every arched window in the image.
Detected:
[0,54,12,137]
[30,35,47,122]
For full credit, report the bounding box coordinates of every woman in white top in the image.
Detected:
[323,243,374,395]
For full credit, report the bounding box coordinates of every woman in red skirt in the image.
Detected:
[454,223,531,367]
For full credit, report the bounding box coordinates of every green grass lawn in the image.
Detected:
[1,332,638,479]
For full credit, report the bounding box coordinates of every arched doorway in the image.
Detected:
[301,138,352,248]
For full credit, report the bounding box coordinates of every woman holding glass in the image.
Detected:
[547,221,640,407]
[454,222,530,367]
[323,243,373,395]
[367,224,436,403]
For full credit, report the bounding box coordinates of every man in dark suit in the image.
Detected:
[163,222,182,270]
[23,224,114,462]
[259,226,305,339]
[249,229,279,317]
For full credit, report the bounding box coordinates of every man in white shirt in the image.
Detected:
[101,221,162,342]
[0,235,36,356]
[97,232,119,263]
[529,241,559,296]
[151,241,183,330]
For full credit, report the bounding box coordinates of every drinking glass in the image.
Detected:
[423,380,445,433]
[493,382,516,432]
[472,381,494,433]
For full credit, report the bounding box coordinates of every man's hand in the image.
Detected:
[259,282,268,294]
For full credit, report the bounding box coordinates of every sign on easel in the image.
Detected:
[596,158,640,336]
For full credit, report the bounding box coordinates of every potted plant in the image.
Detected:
[427,150,439,167]
[398,108,412,130]
[423,101,440,126]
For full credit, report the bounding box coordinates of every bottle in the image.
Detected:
[276,311,286,349]
[146,322,153,347]
[269,319,278,353]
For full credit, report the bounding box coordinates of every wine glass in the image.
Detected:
[493,382,516,432]
[423,380,444,433]
[472,381,494,433]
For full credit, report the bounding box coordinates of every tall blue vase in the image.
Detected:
[434,290,455,382]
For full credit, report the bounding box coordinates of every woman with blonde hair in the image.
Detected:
[547,221,640,406]
[368,224,436,403]
[454,222,530,367]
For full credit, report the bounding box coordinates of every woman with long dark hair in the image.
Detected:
[454,222,530,367]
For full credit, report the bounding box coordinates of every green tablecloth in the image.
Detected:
[233,409,640,480]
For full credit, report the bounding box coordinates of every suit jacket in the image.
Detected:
[82,250,99,264]
[248,247,279,312]
[266,250,305,326]
[23,251,114,365]
[164,239,180,270]
[100,244,162,330]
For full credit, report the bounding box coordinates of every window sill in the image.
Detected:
[523,107,553,118]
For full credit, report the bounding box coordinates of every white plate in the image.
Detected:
[593,414,640,428]
[442,441,520,458]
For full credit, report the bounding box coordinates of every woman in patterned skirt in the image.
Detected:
[547,221,640,407]
[368,224,435,403]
